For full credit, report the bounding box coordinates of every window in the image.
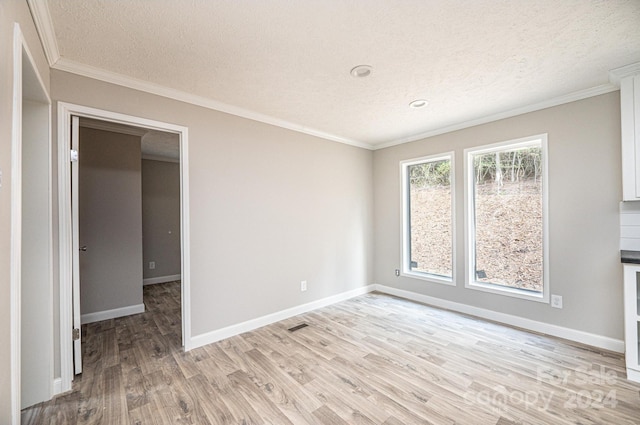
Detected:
[465,135,548,301]
[401,153,454,283]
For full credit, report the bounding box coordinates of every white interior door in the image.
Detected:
[71,115,82,375]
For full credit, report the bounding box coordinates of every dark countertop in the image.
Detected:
[621,250,640,264]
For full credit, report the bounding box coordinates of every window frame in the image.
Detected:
[400,152,456,285]
[463,134,549,302]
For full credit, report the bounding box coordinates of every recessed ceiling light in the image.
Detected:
[350,65,372,78]
[409,99,429,109]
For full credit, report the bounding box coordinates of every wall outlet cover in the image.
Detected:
[551,294,563,309]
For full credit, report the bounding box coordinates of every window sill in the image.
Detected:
[466,280,548,303]
[402,270,455,286]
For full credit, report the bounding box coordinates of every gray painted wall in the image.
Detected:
[142,159,181,280]
[373,92,623,339]
[21,100,52,409]
[51,69,374,371]
[0,0,51,420]
[79,127,143,315]
[2,7,626,411]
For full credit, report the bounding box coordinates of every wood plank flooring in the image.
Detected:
[22,281,640,424]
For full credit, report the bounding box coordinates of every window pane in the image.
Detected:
[408,158,452,278]
[472,146,543,292]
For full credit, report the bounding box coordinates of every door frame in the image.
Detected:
[57,102,192,392]
[10,23,53,424]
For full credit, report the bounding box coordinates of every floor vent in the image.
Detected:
[288,323,309,332]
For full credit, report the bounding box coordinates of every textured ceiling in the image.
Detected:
[45,0,640,148]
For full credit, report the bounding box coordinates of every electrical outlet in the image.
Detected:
[300,280,307,292]
[395,269,400,277]
[149,261,155,270]
[551,294,563,309]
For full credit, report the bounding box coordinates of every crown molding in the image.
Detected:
[52,56,620,152]
[27,0,60,66]
[52,58,374,150]
[373,83,619,150]
[609,62,640,86]
[48,56,621,152]
[32,0,624,151]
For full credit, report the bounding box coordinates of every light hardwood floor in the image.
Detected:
[22,282,640,424]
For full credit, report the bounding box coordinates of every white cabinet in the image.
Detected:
[615,65,640,382]
[613,65,640,201]
[623,264,640,383]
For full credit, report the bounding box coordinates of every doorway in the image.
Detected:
[57,103,191,392]
[10,23,53,423]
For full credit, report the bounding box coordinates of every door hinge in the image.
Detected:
[70,149,78,162]
[73,328,80,341]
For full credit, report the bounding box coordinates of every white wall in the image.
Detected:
[373,92,623,339]
[51,69,374,369]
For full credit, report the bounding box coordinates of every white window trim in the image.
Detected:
[400,152,456,285]
[464,134,549,303]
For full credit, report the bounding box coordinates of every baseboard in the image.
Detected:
[188,285,375,350]
[189,283,624,354]
[81,303,145,324]
[143,274,181,285]
[627,368,640,383]
[52,378,62,396]
[373,284,625,353]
